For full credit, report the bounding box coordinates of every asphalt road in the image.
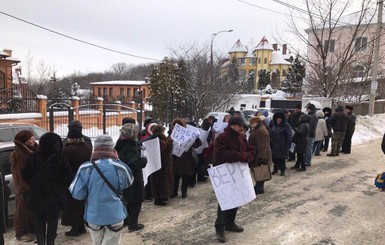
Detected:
[4,138,385,245]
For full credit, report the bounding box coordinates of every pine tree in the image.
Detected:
[282,56,305,97]
[258,69,271,90]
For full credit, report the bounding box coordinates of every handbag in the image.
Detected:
[253,164,272,182]
[91,161,128,206]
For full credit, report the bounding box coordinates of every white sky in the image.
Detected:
[1,0,294,77]
[1,0,368,78]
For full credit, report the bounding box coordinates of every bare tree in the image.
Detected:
[281,0,379,98]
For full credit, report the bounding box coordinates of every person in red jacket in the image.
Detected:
[213,117,256,243]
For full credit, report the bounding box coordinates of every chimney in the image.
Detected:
[3,49,12,57]
[282,44,287,55]
[272,44,278,51]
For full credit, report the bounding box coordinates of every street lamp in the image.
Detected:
[210,29,233,67]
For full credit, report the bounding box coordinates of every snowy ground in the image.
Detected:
[4,113,385,245]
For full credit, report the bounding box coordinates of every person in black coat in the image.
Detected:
[291,114,310,171]
[23,132,71,245]
[270,111,292,176]
[115,123,147,232]
[327,106,348,156]
[62,120,93,150]
[305,104,318,166]
[287,104,304,161]
[341,105,356,154]
[0,167,9,245]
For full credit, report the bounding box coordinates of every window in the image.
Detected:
[239,58,245,66]
[98,88,101,97]
[103,88,107,96]
[142,89,145,98]
[355,37,368,51]
[264,58,268,64]
[258,58,261,64]
[251,58,256,65]
[120,88,124,97]
[353,65,365,78]
[0,71,5,89]
[109,88,113,96]
[240,104,246,110]
[127,88,131,97]
[324,39,335,53]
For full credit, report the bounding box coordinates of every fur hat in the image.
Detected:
[14,130,34,143]
[316,110,324,118]
[228,117,247,127]
[294,104,302,109]
[120,123,139,140]
[94,135,115,149]
[345,105,353,111]
[151,124,165,136]
[249,116,262,125]
[67,128,83,139]
[122,117,136,125]
[335,105,344,112]
[68,120,82,130]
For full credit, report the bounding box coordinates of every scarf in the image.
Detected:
[91,147,118,161]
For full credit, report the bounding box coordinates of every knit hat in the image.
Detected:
[249,116,262,125]
[14,130,34,143]
[120,123,139,140]
[94,135,115,149]
[228,117,247,127]
[67,128,83,139]
[151,124,165,136]
[316,110,324,118]
[345,105,353,111]
[68,120,82,130]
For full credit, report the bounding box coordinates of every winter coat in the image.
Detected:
[61,139,92,227]
[293,114,310,154]
[173,138,202,176]
[63,135,93,150]
[115,138,147,204]
[214,126,256,166]
[346,112,356,134]
[69,158,133,226]
[329,110,348,132]
[288,111,304,129]
[150,134,174,200]
[315,118,328,141]
[0,168,7,235]
[307,110,319,138]
[270,112,293,159]
[248,123,272,168]
[10,140,38,234]
[23,152,71,214]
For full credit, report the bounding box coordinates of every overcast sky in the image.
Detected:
[0,0,351,78]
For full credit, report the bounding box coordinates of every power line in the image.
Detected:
[0,10,162,62]
[236,0,289,16]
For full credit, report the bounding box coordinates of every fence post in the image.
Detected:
[114,101,122,126]
[71,96,80,121]
[97,97,103,130]
[37,95,48,130]
[103,104,106,134]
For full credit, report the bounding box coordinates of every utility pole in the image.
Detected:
[369,0,383,116]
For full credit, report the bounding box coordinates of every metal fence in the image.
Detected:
[0,84,39,113]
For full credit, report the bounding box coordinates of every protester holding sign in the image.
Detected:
[170,118,202,199]
[149,124,174,206]
[213,117,256,243]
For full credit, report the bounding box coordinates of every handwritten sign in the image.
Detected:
[142,137,161,186]
[171,123,199,157]
[208,162,256,211]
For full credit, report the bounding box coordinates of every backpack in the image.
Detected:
[374,172,385,190]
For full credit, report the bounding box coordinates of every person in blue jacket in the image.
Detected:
[69,135,134,245]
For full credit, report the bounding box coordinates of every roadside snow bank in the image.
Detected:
[353,114,385,145]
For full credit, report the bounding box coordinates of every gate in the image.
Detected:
[48,103,73,137]
[0,84,39,113]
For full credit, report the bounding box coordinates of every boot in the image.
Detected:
[36,234,45,245]
[271,166,278,175]
[47,233,57,245]
[216,229,226,243]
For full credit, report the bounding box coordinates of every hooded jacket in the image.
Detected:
[293,114,310,153]
[329,106,348,132]
[270,112,293,159]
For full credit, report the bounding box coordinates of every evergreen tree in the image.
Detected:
[282,56,305,96]
[258,69,271,90]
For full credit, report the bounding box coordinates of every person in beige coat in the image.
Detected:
[313,110,328,156]
[248,116,273,194]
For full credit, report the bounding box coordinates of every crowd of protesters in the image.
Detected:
[1,103,357,244]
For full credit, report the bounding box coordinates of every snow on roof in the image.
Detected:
[270,51,291,65]
[229,39,247,53]
[245,38,255,57]
[90,80,147,85]
[221,60,230,68]
[254,36,274,51]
